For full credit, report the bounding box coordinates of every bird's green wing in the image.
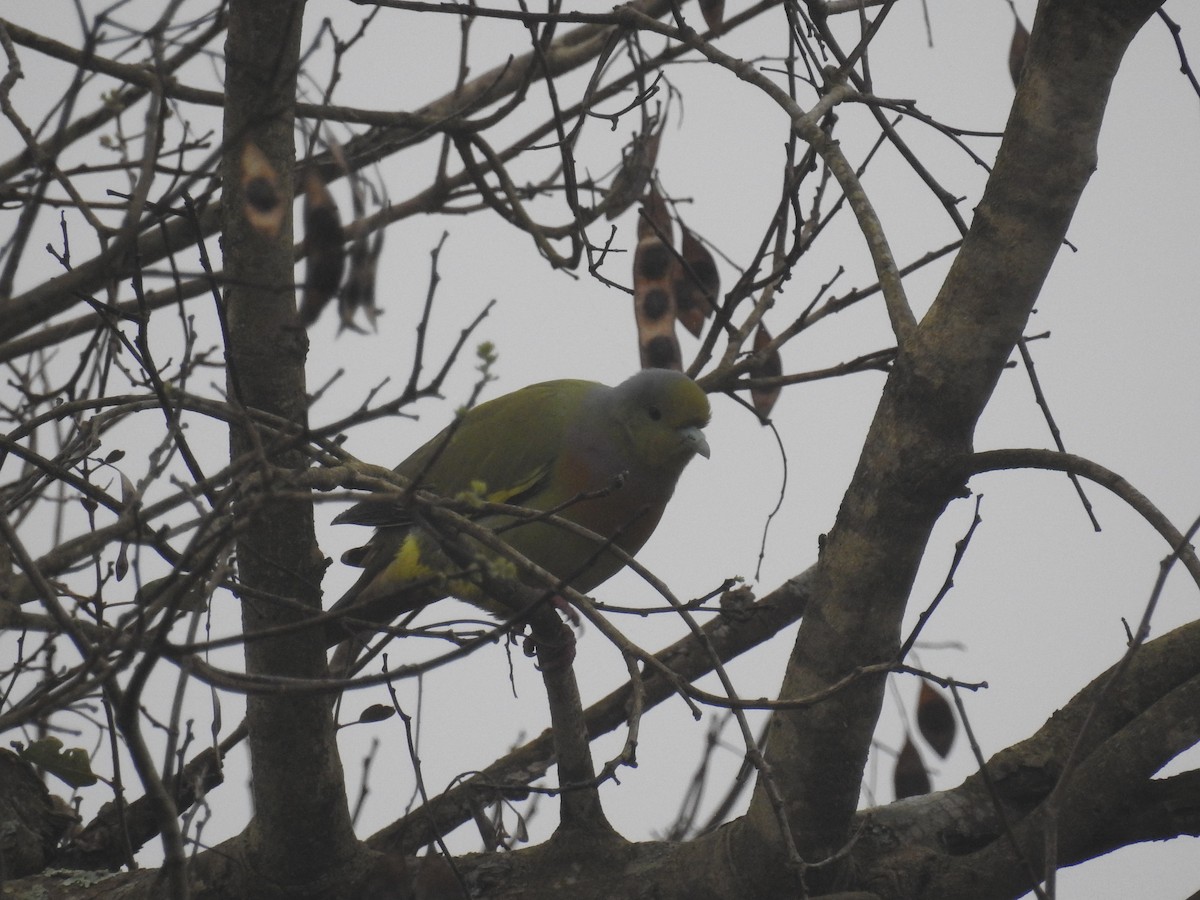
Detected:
[336,379,598,528]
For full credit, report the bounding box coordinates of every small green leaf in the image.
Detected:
[15,737,100,789]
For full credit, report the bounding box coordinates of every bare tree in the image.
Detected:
[1,1,1198,898]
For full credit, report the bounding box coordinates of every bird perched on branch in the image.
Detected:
[327,368,711,669]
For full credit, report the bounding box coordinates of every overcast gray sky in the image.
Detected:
[3,2,1198,896]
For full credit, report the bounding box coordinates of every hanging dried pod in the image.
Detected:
[339,225,384,334]
[633,187,681,370]
[607,126,663,221]
[699,0,725,32]
[893,735,931,800]
[674,227,718,338]
[748,322,783,417]
[916,680,957,758]
[298,168,346,327]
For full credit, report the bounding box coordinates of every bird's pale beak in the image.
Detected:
[681,425,711,460]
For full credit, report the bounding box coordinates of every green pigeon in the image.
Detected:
[327,369,711,662]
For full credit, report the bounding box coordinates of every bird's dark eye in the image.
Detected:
[648,405,662,421]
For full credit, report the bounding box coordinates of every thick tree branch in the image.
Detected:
[220,0,359,891]
[735,0,1167,890]
[852,617,1200,899]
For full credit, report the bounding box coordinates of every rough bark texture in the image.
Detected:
[220,0,359,893]
[732,0,1167,895]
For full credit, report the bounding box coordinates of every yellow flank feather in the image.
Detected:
[378,531,489,607]
[382,533,435,583]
